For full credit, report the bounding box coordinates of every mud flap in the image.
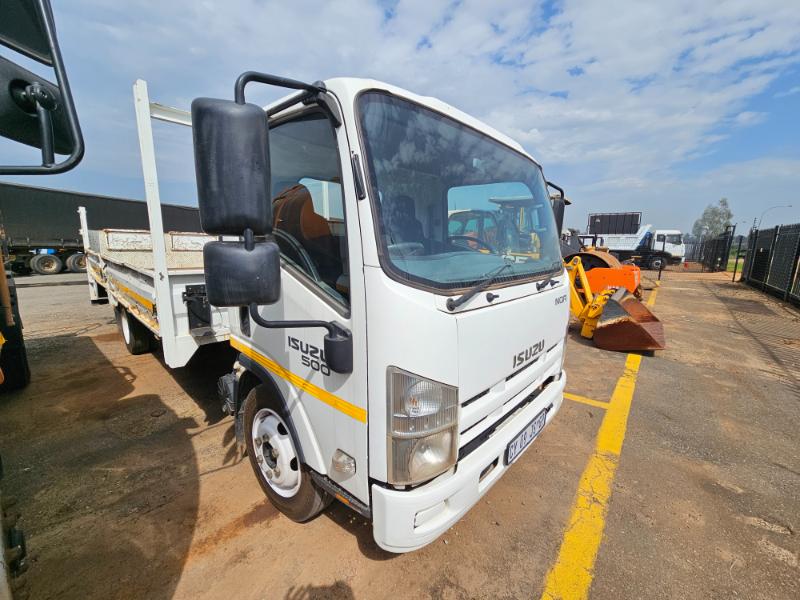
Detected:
[592,288,666,352]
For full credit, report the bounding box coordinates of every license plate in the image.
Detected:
[505,408,548,465]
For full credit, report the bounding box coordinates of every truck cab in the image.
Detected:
[191,76,569,553]
[654,229,685,264]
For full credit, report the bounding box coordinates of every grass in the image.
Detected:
[726,257,745,272]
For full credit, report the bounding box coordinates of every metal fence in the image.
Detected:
[684,226,735,272]
[741,222,800,305]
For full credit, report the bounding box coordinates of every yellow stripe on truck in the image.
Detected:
[114,281,155,311]
[230,337,367,424]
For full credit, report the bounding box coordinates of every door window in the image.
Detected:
[269,112,349,306]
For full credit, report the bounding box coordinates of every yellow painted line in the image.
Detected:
[230,337,367,424]
[646,287,658,307]
[541,353,642,600]
[541,287,655,599]
[564,392,609,410]
[113,280,155,311]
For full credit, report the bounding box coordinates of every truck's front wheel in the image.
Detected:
[243,385,331,522]
[649,256,665,270]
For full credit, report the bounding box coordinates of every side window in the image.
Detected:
[656,234,666,243]
[269,112,349,306]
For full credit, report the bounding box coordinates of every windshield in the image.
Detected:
[358,92,562,291]
[666,234,683,245]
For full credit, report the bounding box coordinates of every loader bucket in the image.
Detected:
[592,288,666,352]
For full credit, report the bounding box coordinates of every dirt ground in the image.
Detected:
[1,271,798,599]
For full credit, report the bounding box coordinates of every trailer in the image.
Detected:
[0,181,201,275]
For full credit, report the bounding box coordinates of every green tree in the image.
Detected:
[692,198,733,238]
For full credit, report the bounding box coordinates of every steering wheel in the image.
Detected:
[273,229,321,281]
[448,235,496,254]
[388,242,425,258]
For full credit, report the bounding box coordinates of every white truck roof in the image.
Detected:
[267,77,539,166]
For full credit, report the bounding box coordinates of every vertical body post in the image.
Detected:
[132,79,178,364]
[658,237,665,280]
[77,206,98,300]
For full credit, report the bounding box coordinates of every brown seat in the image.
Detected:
[272,184,342,289]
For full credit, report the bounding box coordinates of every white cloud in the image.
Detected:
[732,111,767,127]
[2,0,798,229]
[564,157,800,233]
[774,85,800,98]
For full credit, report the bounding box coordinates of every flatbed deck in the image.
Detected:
[81,215,229,368]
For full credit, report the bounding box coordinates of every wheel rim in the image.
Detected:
[76,255,86,269]
[251,408,301,498]
[120,310,131,344]
[40,256,57,272]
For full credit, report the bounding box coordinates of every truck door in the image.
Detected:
[238,108,368,502]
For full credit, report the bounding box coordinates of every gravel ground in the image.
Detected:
[0,271,797,599]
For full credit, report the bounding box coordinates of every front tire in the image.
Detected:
[243,385,331,522]
[116,307,153,355]
[649,256,665,270]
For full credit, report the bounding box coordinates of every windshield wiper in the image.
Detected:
[446,263,512,311]
[535,261,565,291]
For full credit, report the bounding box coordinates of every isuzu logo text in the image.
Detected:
[513,339,545,369]
[288,336,331,376]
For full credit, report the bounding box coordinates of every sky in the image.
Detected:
[1,0,799,233]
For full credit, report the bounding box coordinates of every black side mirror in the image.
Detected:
[191,71,353,374]
[547,181,566,233]
[0,0,84,174]
[191,97,281,307]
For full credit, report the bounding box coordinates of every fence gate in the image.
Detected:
[685,227,735,272]
[742,221,800,305]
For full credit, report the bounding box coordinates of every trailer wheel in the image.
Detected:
[30,253,63,275]
[65,253,86,273]
[116,307,153,355]
[243,385,331,522]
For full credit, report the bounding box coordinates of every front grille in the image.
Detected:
[458,375,556,461]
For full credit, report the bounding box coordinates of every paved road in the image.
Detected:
[0,272,797,599]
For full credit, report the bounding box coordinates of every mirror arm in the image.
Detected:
[236,71,341,127]
[546,180,564,199]
[234,71,326,105]
[247,302,346,339]
[241,228,346,340]
[29,84,56,166]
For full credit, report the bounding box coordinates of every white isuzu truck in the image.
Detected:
[86,73,570,552]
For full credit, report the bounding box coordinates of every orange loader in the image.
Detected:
[564,254,665,352]
[563,241,643,298]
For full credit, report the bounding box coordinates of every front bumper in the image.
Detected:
[371,371,565,552]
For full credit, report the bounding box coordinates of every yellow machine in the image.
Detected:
[565,256,665,352]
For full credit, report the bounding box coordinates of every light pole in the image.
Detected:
[757,204,793,230]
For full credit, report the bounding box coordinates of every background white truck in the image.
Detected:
[86,73,570,552]
[601,225,685,269]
